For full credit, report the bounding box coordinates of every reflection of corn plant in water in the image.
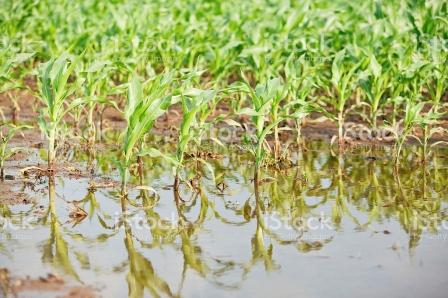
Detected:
[392,171,444,256]
[332,155,363,229]
[42,178,80,281]
[122,212,176,298]
[174,185,249,285]
[174,186,208,277]
[138,190,179,245]
[249,182,277,271]
[119,192,177,297]
[174,187,243,285]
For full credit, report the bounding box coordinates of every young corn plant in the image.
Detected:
[0,124,29,180]
[197,89,222,144]
[0,50,35,86]
[285,84,319,148]
[426,52,448,110]
[77,60,118,146]
[394,55,434,164]
[235,76,308,171]
[322,50,361,146]
[393,60,428,164]
[358,53,390,130]
[394,98,426,165]
[420,53,448,161]
[174,87,217,189]
[416,109,445,163]
[119,73,175,195]
[0,50,35,124]
[267,79,287,161]
[37,54,81,171]
[284,54,318,147]
[385,47,412,128]
[412,56,446,162]
[237,76,288,161]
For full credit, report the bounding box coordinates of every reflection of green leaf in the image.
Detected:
[124,223,175,298]
[243,183,279,272]
[243,199,252,221]
[74,251,90,269]
[180,228,208,277]
[97,215,115,230]
[173,187,210,277]
[44,180,80,281]
[80,191,98,220]
[0,204,11,218]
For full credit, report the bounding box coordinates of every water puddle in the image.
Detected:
[1,141,448,297]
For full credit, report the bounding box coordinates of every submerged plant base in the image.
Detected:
[184,151,223,160]
[265,156,294,171]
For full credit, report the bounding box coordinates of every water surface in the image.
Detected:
[1,141,448,298]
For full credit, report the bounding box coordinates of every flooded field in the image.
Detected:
[1,0,448,297]
[2,140,448,298]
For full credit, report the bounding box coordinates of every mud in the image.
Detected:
[0,268,97,298]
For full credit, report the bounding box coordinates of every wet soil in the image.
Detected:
[1,268,97,298]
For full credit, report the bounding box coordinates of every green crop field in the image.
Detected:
[1,1,448,297]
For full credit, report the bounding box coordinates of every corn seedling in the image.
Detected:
[266,79,287,161]
[394,98,425,165]
[0,50,34,88]
[323,50,361,146]
[0,124,29,180]
[426,51,448,110]
[119,73,176,195]
[392,53,434,164]
[173,87,217,189]
[242,75,288,161]
[419,54,448,162]
[37,54,80,171]
[194,89,222,151]
[358,53,390,129]
[0,50,34,124]
[284,54,318,147]
[236,76,309,170]
[77,60,119,145]
[386,52,407,127]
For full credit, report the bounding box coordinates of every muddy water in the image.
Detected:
[1,141,448,298]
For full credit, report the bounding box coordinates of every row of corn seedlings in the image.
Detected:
[0,0,447,186]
